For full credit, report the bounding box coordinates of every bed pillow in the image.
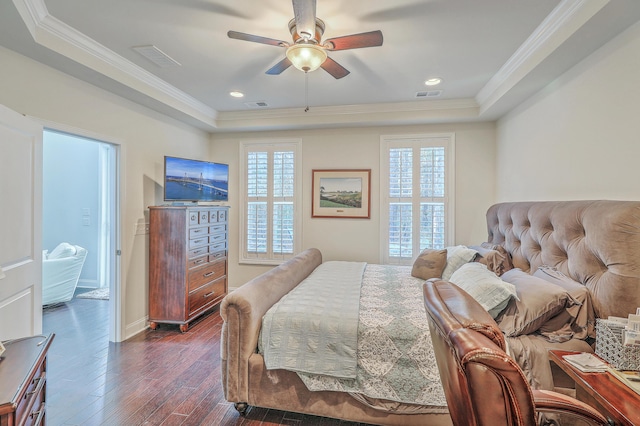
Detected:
[468,243,494,257]
[442,245,478,281]
[533,265,595,340]
[533,265,584,292]
[497,268,578,337]
[411,248,447,280]
[448,262,517,318]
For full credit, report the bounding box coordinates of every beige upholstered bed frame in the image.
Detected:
[486,200,640,319]
[220,248,452,425]
[220,200,640,425]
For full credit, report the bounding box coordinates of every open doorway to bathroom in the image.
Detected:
[42,128,120,342]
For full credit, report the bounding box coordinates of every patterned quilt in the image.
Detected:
[262,262,447,412]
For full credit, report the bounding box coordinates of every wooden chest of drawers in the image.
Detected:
[0,334,54,426]
[149,206,229,332]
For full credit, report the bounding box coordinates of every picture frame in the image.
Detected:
[312,169,371,219]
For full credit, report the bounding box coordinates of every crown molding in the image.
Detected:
[219,98,479,121]
[12,0,218,128]
[214,99,481,132]
[476,0,610,115]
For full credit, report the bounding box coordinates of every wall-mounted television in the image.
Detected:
[164,156,228,203]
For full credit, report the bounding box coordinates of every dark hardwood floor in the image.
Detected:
[42,293,371,426]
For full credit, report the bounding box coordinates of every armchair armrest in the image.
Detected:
[42,246,87,305]
[533,389,608,425]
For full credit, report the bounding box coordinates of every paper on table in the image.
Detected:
[609,369,640,396]
[563,352,608,373]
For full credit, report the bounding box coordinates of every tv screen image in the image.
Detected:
[164,156,228,202]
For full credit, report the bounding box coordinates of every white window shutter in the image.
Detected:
[380,134,455,265]
[240,140,301,264]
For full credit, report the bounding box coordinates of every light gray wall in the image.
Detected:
[496,21,640,202]
[43,131,100,287]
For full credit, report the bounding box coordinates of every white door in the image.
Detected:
[0,104,43,340]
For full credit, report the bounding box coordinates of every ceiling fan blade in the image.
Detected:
[321,57,350,79]
[227,30,288,47]
[292,0,317,40]
[266,57,293,75]
[324,30,383,51]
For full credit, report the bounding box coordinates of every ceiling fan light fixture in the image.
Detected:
[286,43,327,73]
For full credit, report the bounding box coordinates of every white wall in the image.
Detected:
[212,122,496,288]
[0,46,211,340]
[496,21,640,202]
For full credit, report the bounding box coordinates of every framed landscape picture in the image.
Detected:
[312,169,371,219]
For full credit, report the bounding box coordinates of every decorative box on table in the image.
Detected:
[595,318,640,371]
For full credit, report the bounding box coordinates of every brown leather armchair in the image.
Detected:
[423,280,607,426]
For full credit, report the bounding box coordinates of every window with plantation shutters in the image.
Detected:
[241,140,301,264]
[381,134,454,265]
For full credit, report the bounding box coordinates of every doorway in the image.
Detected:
[42,128,121,342]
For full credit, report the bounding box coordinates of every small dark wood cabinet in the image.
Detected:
[0,334,54,426]
[149,205,229,332]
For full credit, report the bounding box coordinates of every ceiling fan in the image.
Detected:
[227,0,383,79]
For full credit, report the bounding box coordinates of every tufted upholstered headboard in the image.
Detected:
[485,200,640,319]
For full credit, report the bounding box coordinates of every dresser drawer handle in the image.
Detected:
[25,376,43,398]
[204,291,215,298]
[192,229,203,233]
[193,249,204,255]
[30,401,46,425]
[193,238,206,245]
[203,271,214,278]
[194,259,205,265]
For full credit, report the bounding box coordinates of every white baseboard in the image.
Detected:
[78,279,99,288]
[125,315,149,340]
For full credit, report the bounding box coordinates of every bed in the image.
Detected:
[220,200,640,425]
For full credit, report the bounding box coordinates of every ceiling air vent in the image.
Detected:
[244,101,269,108]
[415,90,442,98]
[132,45,181,68]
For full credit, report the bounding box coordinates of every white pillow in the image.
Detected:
[48,242,76,259]
[441,245,478,281]
[449,262,517,318]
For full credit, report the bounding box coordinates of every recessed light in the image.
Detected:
[425,78,442,86]
[230,91,244,98]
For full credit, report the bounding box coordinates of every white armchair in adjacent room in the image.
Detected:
[42,242,88,306]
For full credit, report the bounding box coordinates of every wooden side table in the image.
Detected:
[550,350,640,426]
[0,334,54,426]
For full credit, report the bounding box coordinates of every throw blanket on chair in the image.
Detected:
[260,261,365,379]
